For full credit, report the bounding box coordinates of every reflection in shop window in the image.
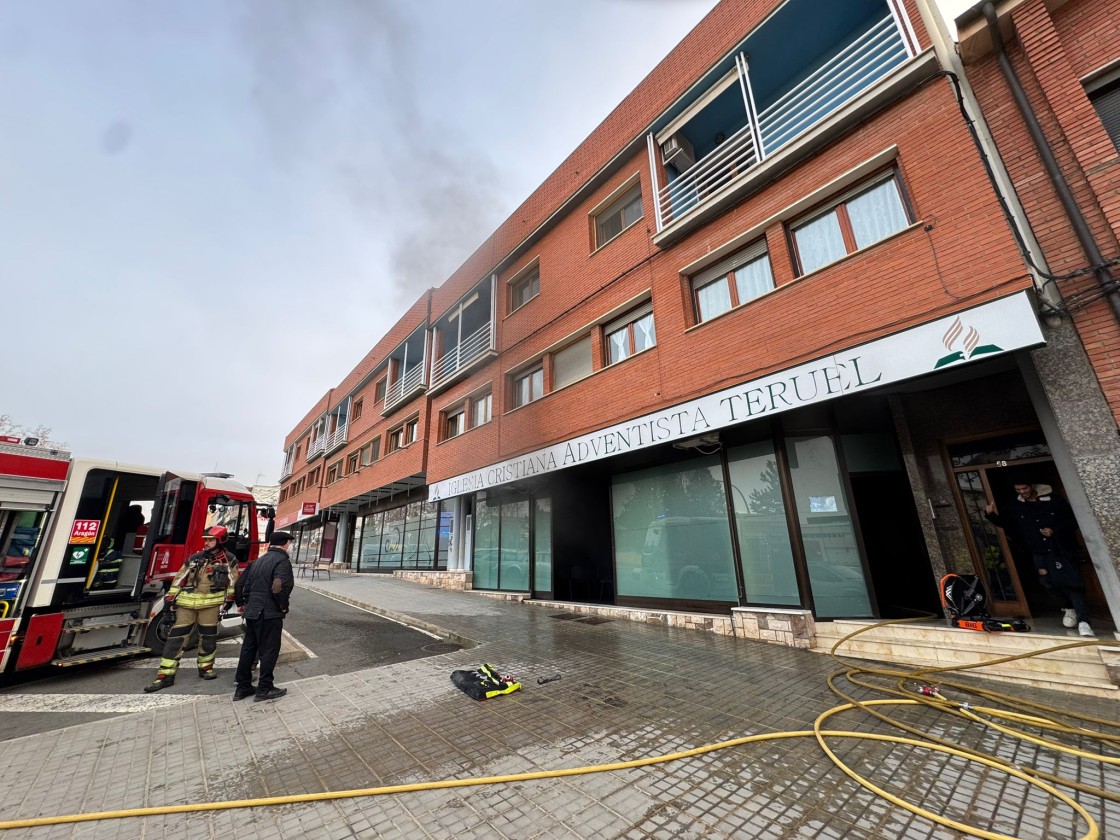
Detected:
[611,455,738,602]
[727,442,800,607]
[787,435,871,618]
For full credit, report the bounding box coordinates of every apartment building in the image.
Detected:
[276,0,1120,644]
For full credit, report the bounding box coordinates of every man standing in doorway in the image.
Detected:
[985,483,1094,637]
[233,530,295,701]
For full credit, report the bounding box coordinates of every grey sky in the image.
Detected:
[2,0,966,486]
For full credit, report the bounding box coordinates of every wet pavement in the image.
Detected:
[0,574,1116,839]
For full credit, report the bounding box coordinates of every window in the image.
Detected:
[374,378,386,404]
[389,418,419,452]
[594,182,643,248]
[512,367,544,408]
[605,304,656,365]
[692,242,775,323]
[553,336,593,389]
[472,391,492,427]
[326,460,342,484]
[360,438,380,465]
[346,452,359,475]
[1089,77,1120,151]
[510,266,540,311]
[444,406,466,440]
[791,174,910,275]
[352,399,363,422]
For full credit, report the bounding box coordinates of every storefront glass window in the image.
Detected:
[787,435,871,617]
[380,506,406,568]
[533,498,552,593]
[360,512,383,570]
[473,497,499,589]
[611,455,737,601]
[402,501,422,569]
[417,501,440,569]
[726,442,800,606]
[499,500,530,591]
[348,515,364,568]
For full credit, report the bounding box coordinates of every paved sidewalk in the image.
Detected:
[0,575,1117,839]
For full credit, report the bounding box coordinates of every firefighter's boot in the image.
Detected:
[144,674,176,693]
[198,665,218,680]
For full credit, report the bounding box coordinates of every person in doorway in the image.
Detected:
[985,483,1094,637]
[144,526,239,692]
[232,530,295,702]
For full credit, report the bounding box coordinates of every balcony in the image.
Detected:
[324,422,349,455]
[384,364,425,413]
[431,321,493,391]
[280,461,294,481]
[306,437,326,461]
[652,0,915,233]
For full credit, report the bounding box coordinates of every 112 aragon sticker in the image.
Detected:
[935,316,1003,368]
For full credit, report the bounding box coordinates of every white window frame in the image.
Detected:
[472,390,493,427]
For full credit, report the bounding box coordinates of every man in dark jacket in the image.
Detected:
[985,483,1093,637]
[232,530,295,701]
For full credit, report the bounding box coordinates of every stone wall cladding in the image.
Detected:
[392,570,473,591]
[522,599,735,636]
[732,607,816,649]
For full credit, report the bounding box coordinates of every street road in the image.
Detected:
[0,587,454,741]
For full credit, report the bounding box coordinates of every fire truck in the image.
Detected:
[0,439,261,677]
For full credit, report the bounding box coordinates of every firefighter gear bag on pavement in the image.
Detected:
[450,664,521,700]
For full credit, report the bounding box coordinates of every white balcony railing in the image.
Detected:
[306,436,326,461]
[756,15,907,154]
[279,461,294,481]
[384,364,425,412]
[657,122,759,226]
[325,422,348,454]
[430,322,492,391]
[655,14,908,229]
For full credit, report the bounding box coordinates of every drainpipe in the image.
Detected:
[982,1,1120,323]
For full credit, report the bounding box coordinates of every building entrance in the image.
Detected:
[948,430,1111,626]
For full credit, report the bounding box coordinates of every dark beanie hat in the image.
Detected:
[269,530,294,546]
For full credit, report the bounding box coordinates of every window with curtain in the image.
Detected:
[512,367,544,408]
[791,173,911,275]
[605,303,656,365]
[692,241,774,323]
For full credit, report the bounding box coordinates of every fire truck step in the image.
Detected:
[51,645,150,666]
[68,619,150,634]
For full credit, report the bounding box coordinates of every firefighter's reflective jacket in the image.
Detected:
[167,548,238,609]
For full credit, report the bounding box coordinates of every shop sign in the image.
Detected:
[69,520,100,544]
[429,292,1044,500]
[301,502,318,517]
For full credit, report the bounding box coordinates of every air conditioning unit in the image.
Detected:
[661,133,696,172]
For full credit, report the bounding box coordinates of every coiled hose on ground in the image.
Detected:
[0,617,1116,838]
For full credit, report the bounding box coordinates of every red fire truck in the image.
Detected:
[0,440,261,676]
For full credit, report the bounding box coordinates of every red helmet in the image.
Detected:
[203,525,228,544]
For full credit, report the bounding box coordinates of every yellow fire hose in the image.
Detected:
[0,618,1116,838]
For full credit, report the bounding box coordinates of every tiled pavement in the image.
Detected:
[0,575,1117,839]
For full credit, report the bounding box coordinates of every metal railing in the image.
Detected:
[280,461,293,481]
[657,122,759,226]
[384,364,425,412]
[430,322,492,390]
[757,15,907,154]
[325,422,348,454]
[654,15,908,229]
[306,437,326,461]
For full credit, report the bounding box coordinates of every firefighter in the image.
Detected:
[143,525,239,692]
